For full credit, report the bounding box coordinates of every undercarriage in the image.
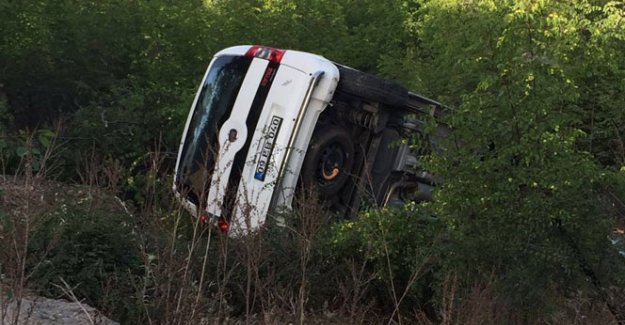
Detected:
[298,65,448,220]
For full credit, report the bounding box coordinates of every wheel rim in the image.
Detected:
[317,143,347,186]
[301,125,355,198]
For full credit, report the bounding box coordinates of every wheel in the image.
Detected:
[336,64,408,107]
[301,126,355,198]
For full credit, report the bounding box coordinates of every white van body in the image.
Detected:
[173,45,446,235]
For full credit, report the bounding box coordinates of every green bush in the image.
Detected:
[329,204,444,315]
[27,202,143,322]
[377,0,625,320]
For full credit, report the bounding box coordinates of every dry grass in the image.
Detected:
[1,138,625,324]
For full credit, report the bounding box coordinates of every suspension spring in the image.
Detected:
[347,110,377,130]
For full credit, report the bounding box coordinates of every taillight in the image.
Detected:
[199,213,209,224]
[217,217,229,233]
[245,46,285,63]
[200,213,228,233]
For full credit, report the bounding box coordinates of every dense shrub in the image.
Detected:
[1,0,624,323]
[382,0,625,319]
[27,202,143,322]
[329,205,444,317]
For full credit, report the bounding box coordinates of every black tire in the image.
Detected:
[336,64,408,107]
[301,126,355,198]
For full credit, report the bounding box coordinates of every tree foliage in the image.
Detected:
[1,0,624,322]
[379,0,625,317]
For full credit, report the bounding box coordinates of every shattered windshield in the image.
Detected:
[176,55,252,206]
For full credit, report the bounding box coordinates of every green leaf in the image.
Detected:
[37,128,55,148]
[15,146,28,158]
